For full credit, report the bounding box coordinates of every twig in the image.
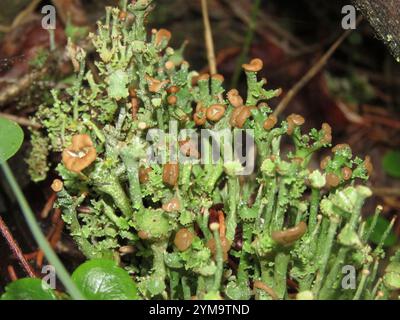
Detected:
[36,249,45,268]
[37,208,64,268]
[0,215,36,278]
[50,213,64,248]
[201,0,217,75]
[0,0,41,34]
[273,17,362,117]
[253,280,278,300]
[0,112,41,129]
[11,0,42,29]
[7,265,18,281]
[364,114,400,130]
[24,251,38,261]
[40,193,57,219]
[371,187,400,197]
[0,25,12,33]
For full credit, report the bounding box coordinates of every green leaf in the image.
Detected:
[366,216,397,247]
[382,150,400,178]
[71,259,139,300]
[1,278,57,300]
[0,117,24,163]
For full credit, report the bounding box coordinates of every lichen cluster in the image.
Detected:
[28,0,400,300]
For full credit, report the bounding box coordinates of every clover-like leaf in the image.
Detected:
[1,278,57,300]
[71,259,139,300]
[0,117,24,163]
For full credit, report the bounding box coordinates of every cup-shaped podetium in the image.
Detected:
[206,104,226,122]
[62,134,97,173]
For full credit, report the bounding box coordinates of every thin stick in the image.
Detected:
[0,112,41,129]
[50,220,64,248]
[371,187,400,197]
[0,25,11,33]
[38,208,64,268]
[253,280,278,300]
[11,0,42,28]
[201,0,217,75]
[24,251,38,261]
[36,250,45,268]
[40,193,57,219]
[7,265,18,281]
[0,215,36,278]
[273,17,362,117]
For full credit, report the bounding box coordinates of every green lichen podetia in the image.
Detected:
[28,0,399,300]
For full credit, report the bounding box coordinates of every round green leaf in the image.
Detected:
[382,150,400,178]
[71,259,139,300]
[1,278,57,300]
[365,216,397,247]
[0,117,24,163]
